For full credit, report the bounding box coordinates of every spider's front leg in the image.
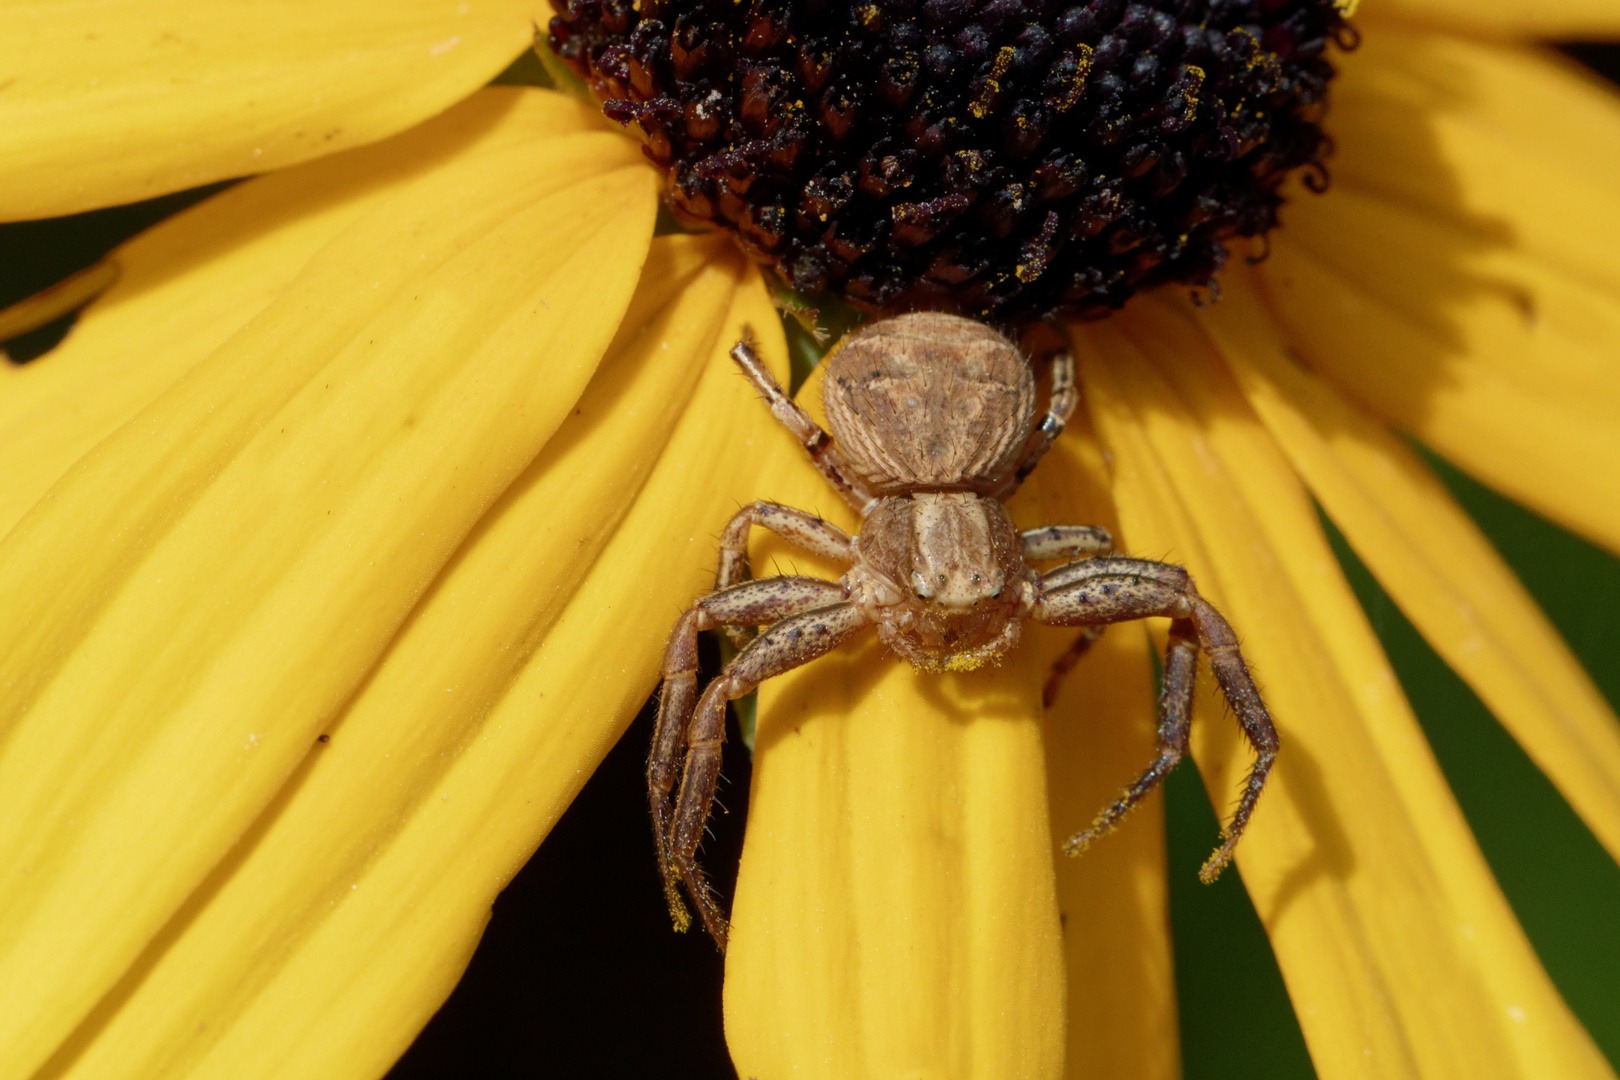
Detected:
[1019,524,1115,707]
[993,348,1077,501]
[731,332,876,512]
[711,501,853,648]
[1033,556,1278,882]
[649,577,867,947]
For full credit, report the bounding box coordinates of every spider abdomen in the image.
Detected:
[823,313,1035,495]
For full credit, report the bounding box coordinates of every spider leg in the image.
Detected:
[1058,618,1195,850]
[1041,625,1103,709]
[731,331,878,512]
[1033,557,1277,881]
[1187,592,1279,883]
[1023,525,1117,707]
[713,501,853,648]
[650,576,848,933]
[1020,523,1113,563]
[666,601,869,949]
[994,347,1075,500]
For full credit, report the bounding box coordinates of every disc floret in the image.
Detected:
[550,0,1352,325]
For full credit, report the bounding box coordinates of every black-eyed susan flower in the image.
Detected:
[0,1,1616,1078]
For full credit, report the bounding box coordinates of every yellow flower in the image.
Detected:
[0,3,1617,1080]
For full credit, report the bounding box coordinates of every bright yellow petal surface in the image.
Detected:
[1033,419,1180,1080]
[0,127,656,1076]
[1328,34,1620,297]
[725,366,1070,1080]
[730,642,1067,1080]
[0,88,601,538]
[1073,310,1614,1080]
[36,234,780,1079]
[1356,1,1620,41]
[1196,275,1620,869]
[0,0,539,220]
[1262,30,1620,554]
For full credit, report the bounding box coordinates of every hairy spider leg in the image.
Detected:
[1058,617,1195,841]
[1041,625,1104,709]
[730,332,877,512]
[995,348,1077,500]
[1033,556,1278,882]
[712,500,854,648]
[663,599,870,948]
[650,576,848,936]
[1020,524,1116,707]
[1020,523,1114,562]
[1186,591,1281,883]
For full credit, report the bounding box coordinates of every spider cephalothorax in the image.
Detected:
[650,312,1277,948]
[846,491,1030,670]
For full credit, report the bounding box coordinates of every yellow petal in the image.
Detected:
[1194,274,1620,870]
[0,88,602,538]
[1260,31,1620,554]
[38,234,772,1079]
[0,0,539,220]
[725,363,1070,1080]
[0,128,656,1076]
[730,628,1069,1080]
[1355,1,1620,43]
[1029,419,1180,1080]
[1328,32,1620,292]
[1073,310,1614,1080]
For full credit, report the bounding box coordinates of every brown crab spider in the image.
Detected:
[649,312,1278,949]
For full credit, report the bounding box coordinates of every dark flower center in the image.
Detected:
[549,0,1353,326]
